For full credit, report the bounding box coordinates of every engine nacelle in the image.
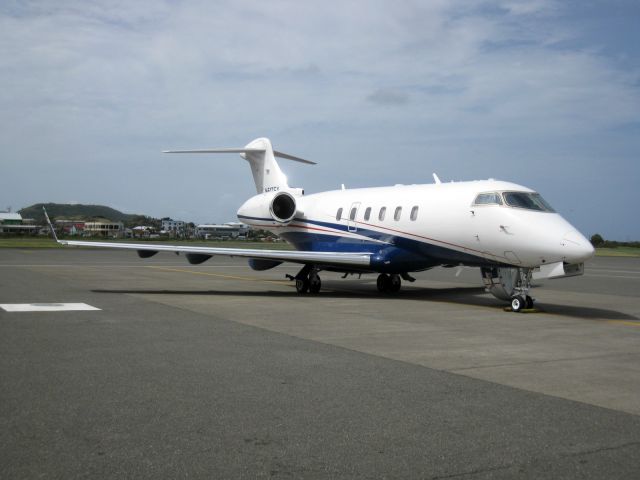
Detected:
[481,267,521,301]
[237,190,302,227]
[269,191,297,224]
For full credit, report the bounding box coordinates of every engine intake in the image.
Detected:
[270,192,297,224]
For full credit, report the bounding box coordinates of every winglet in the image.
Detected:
[42,207,62,244]
[433,173,442,184]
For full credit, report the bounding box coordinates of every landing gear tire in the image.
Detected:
[389,274,401,293]
[376,274,390,293]
[309,275,321,294]
[377,274,401,293]
[295,278,309,294]
[525,295,534,309]
[511,295,525,312]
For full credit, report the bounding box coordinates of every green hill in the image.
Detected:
[19,203,149,226]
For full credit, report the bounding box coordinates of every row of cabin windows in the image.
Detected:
[336,205,419,222]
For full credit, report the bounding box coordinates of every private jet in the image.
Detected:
[45,137,594,312]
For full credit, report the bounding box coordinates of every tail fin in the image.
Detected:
[164,137,315,194]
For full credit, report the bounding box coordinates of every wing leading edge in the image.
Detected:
[42,208,370,269]
[55,239,372,269]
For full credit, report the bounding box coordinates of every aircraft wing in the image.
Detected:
[42,207,371,269]
[55,239,372,268]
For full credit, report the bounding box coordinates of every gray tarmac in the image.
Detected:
[1,248,639,479]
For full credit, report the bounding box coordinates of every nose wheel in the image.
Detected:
[511,294,534,312]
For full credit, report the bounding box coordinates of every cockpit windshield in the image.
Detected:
[473,192,503,205]
[502,192,555,212]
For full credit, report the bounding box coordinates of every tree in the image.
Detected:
[590,233,604,247]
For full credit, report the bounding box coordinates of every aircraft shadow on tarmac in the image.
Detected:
[92,284,638,321]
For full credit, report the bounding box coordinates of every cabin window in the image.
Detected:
[349,207,357,221]
[410,206,419,221]
[336,208,343,220]
[364,207,371,221]
[394,206,402,221]
[379,207,386,221]
[502,192,555,212]
[473,192,502,205]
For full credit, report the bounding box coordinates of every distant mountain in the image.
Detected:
[19,203,154,227]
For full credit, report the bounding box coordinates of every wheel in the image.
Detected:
[389,274,401,293]
[525,295,534,309]
[511,295,525,312]
[376,274,390,293]
[295,278,309,294]
[309,275,321,294]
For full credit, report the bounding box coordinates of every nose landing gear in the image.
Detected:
[510,294,534,312]
[482,267,535,312]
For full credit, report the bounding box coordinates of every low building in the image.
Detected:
[131,226,155,238]
[0,212,40,235]
[83,221,124,238]
[195,222,250,240]
[161,218,186,232]
[0,212,22,226]
[54,219,86,236]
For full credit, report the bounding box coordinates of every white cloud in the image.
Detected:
[1,0,638,238]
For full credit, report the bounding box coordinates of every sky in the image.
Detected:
[1,0,639,240]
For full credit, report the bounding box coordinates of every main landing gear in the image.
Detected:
[288,265,322,294]
[376,273,402,293]
[288,267,412,296]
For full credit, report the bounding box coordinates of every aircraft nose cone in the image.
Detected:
[561,230,595,262]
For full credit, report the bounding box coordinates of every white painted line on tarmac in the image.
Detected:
[0,303,101,312]
[0,264,250,268]
[584,273,640,280]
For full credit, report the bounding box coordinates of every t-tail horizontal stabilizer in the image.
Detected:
[164,137,315,194]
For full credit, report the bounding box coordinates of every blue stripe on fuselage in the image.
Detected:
[284,218,494,272]
[238,214,497,271]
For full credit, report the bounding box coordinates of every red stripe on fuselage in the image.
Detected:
[247,219,501,260]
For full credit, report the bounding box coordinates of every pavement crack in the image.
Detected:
[430,442,640,479]
[564,440,640,458]
[430,463,513,479]
[451,351,640,372]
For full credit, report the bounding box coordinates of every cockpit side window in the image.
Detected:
[473,192,502,205]
[502,192,555,212]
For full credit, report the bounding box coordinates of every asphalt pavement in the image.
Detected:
[1,249,639,479]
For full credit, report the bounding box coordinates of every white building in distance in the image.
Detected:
[161,218,185,232]
[0,212,39,234]
[195,222,250,239]
[83,221,124,238]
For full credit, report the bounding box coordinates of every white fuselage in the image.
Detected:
[238,179,594,271]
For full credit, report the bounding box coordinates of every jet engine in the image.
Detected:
[269,191,297,224]
[237,189,303,227]
[481,267,526,301]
